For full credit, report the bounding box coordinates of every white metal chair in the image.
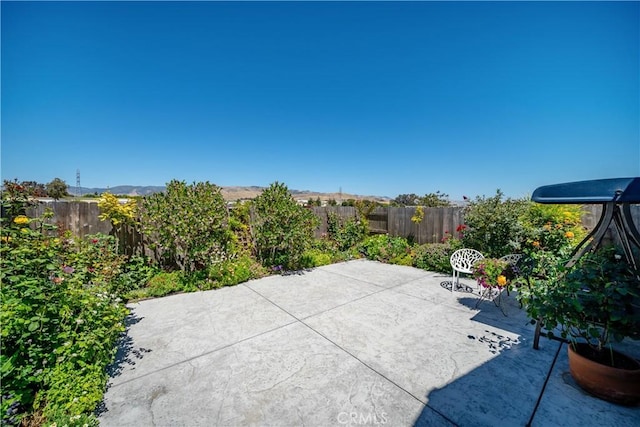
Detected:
[499,253,522,266]
[450,248,484,292]
[499,253,523,296]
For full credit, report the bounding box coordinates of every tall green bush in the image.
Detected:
[139,180,235,273]
[250,182,319,270]
[461,190,530,257]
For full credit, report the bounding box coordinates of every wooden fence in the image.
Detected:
[311,206,464,244]
[25,201,640,250]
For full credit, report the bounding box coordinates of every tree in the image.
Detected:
[419,191,451,207]
[46,178,69,200]
[392,193,420,206]
[17,181,47,197]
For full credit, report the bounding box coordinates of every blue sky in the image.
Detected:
[2,1,638,200]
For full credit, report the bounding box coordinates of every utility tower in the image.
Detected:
[76,169,81,197]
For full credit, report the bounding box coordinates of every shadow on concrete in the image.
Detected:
[439,279,475,293]
[96,311,150,416]
[410,305,557,427]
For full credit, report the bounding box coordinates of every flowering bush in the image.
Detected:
[0,212,128,426]
[472,258,516,289]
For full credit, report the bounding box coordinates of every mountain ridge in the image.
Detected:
[68,185,392,202]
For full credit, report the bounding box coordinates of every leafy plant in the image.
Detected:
[358,234,413,265]
[461,190,530,257]
[326,212,367,251]
[250,182,319,270]
[472,258,515,289]
[98,192,137,228]
[204,255,267,290]
[517,246,640,359]
[520,203,587,255]
[139,180,235,273]
[0,213,128,426]
[1,179,38,221]
[300,249,335,268]
[413,241,461,273]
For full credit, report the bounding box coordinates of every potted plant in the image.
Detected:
[517,245,640,405]
[472,257,518,313]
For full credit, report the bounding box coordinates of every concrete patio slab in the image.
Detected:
[320,259,432,289]
[99,259,640,427]
[305,288,560,426]
[244,268,384,319]
[101,322,446,427]
[529,339,640,427]
[108,285,296,384]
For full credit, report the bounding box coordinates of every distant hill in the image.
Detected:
[68,185,391,203]
[70,185,166,197]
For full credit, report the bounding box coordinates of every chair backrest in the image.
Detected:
[450,249,484,274]
[499,253,522,266]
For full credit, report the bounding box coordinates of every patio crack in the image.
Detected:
[244,278,459,426]
[526,341,564,427]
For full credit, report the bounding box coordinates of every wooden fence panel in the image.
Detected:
[22,201,640,254]
[311,206,357,237]
[28,200,112,237]
[367,207,388,234]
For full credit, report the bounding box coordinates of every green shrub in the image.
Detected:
[204,255,267,289]
[326,212,367,251]
[138,271,186,298]
[300,249,334,268]
[520,203,587,256]
[140,180,235,273]
[228,201,255,256]
[250,182,319,270]
[413,242,458,273]
[115,254,159,298]
[358,234,412,264]
[461,190,530,257]
[0,214,128,426]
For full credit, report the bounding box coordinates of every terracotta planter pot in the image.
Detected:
[568,343,640,406]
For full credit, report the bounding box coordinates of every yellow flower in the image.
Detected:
[532,241,540,248]
[1,236,12,243]
[543,224,551,231]
[13,215,29,224]
[565,231,575,239]
[497,275,507,287]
